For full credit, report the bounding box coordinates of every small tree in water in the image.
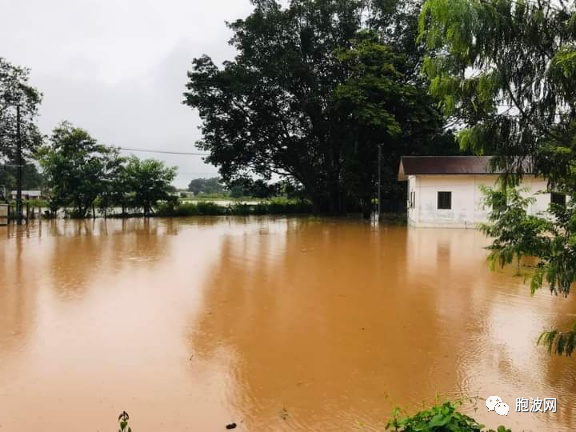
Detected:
[478,185,576,356]
[477,186,549,274]
[386,399,511,431]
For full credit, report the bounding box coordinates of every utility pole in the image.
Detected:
[377,143,382,222]
[16,104,23,225]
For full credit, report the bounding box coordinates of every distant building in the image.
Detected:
[398,156,562,228]
[9,190,44,200]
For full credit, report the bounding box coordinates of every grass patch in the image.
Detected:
[155,197,313,217]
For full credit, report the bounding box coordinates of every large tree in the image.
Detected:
[38,122,119,218]
[419,0,576,355]
[184,0,456,215]
[419,0,576,181]
[0,58,43,164]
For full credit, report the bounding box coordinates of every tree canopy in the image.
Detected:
[419,0,576,356]
[0,57,43,164]
[38,122,177,218]
[187,177,225,195]
[38,122,121,218]
[419,0,576,185]
[0,163,43,195]
[184,0,457,215]
[124,156,177,216]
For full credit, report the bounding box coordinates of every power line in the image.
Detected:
[114,146,209,156]
[178,172,218,176]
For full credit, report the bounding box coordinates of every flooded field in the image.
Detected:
[0,217,575,431]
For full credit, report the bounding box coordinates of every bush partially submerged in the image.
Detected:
[386,400,511,432]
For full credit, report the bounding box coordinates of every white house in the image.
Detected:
[9,190,43,200]
[398,156,564,228]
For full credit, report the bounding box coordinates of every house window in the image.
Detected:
[551,192,566,207]
[437,191,452,210]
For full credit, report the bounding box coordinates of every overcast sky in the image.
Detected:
[1,0,254,188]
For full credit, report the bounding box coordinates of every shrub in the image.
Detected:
[156,198,313,217]
[386,401,511,432]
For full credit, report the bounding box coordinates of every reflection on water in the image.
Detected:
[0,217,575,431]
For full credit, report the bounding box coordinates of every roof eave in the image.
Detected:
[397,160,408,181]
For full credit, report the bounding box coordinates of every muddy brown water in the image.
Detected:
[0,217,575,431]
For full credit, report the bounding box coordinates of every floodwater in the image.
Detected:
[0,217,575,431]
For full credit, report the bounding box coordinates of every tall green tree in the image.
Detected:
[419,0,576,183]
[96,151,130,217]
[124,156,177,216]
[334,30,456,214]
[184,0,455,215]
[419,0,576,355]
[0,58,43,164]
[38,122,118,218]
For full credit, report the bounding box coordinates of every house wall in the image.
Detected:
[407,175,550,228]
[407,175,418,226]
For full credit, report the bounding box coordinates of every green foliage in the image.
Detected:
[477,186,549,272]
[124,156,177,216]
[420,0,576,357]
[155,197,312,217]
[538,322,576,357]
[187,177,224,195]
[184,0,456,215]
[479,186,576,356]
[38,122,118,218]
[386,400,511,432]
[0,162,43,192]
[239,197,312,215]
[228,178,281,199]
[0,57,43,164]
[156,201,226,217]
[25,198,48,208]
[38,122,178,218]
[419,0,576,187]
[333,30,458,212]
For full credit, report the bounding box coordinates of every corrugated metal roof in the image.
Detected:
[398,156,532,181]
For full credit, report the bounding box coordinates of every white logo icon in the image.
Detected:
[486,396,508,416]
[486,396,502,411]
[495,402,509,416]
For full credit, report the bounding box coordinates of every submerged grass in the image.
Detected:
[155,197,313,217]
